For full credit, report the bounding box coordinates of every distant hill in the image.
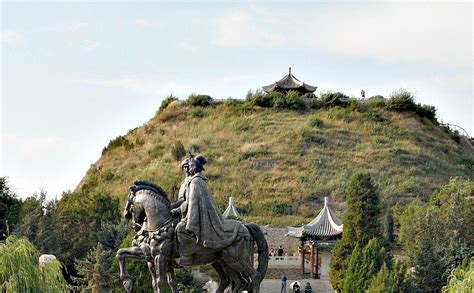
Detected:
[75,94,473,226]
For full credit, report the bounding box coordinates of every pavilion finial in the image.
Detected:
[289,67,292,74]
[324,196,329,207]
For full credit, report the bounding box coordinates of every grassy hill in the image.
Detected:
[75,93,473,226]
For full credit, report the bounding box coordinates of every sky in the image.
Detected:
[1,1,472,199]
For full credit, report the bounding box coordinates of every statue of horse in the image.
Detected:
[116,181,268,293]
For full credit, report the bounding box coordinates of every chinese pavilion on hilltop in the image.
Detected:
[287,197,343,279]
[262,67,317,94]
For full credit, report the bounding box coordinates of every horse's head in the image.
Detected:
[124,187,147,231]
[124,181,171,231]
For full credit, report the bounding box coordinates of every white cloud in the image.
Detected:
[80,75,193,96]
[83,40,100,52]
[0,29,22,45]
[212,3,472,67]
[135,19,162,28]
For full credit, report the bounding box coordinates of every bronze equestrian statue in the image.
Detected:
[116,154,268,293]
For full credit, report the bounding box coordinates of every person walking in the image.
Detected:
[304,282,312,293]
[280,272,287,293]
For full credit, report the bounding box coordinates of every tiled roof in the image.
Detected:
[262,68,317,93]
[287,197,343,238]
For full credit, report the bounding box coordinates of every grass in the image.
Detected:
[76,99,472,226]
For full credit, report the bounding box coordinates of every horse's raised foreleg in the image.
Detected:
[116,246,144,293]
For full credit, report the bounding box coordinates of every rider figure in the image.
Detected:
[171,154,247,266]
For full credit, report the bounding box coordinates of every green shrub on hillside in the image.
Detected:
[157,94,178,113]
[320,91,350,108]
[386,89,437,122]
[283,90,306,110]
[148,144,165,159]
[246,89,273,108]
[171,141,186,161]
[187,93,213,106]
[386,89,417,112]
[102,135,134,154]
[189,107,207,118]
[368,95,386,108]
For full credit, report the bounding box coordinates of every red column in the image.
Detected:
[315,246,319,279]
[301,242,305,276]
[310,244,315,278]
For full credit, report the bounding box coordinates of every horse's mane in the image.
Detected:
[131,180,170,207]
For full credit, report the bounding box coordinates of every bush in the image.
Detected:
[189,107,207,118]
[368,95,386,108]
[187,93,213,107]
[148,144,165,159]
[170,141,186,161]
[386,90,437,122]
[247,89,273,108]
[320,91,350,107]
[157,94,178,113]
[309,117,324,128]
[386,89,417,112]
[102,135,134,154]
[283,90,306,110]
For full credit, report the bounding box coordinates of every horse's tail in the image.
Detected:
[245,223,269,281]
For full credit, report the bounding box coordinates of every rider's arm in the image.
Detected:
[170,197,185,209]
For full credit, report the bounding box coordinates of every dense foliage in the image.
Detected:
[0,236,69,292]
[398,177,473,291]
[0,177,22,241]
[186,93,213,107]
[329,173,382,290]
[442,257,474,292]
[343,239,391,292]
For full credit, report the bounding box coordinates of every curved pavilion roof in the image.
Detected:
[223,197,240,219]
[262,67,317,93]
[287,197,343,239]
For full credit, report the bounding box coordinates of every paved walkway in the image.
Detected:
[261,279,333,293]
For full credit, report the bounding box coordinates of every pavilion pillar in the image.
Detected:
[300,240,305,276]
[315,246,319,279]
[310,244,315,278]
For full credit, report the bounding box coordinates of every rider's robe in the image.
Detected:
[184,172,249,249]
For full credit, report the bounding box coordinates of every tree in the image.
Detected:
[0,177,22,240]
[75,242,114,293]
[343,238,391,292]
[398,177,473,290]
[442,257,473,293]
[17,191,46,247]
[329,172,382,290]
[0,236,69,292]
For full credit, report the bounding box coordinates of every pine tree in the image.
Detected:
[0,177,22,240]
[75,242,114,293]
[329,172,382,290]
[343,238,391,292]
